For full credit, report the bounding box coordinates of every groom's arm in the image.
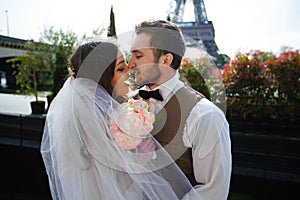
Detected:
[183,99,232,199]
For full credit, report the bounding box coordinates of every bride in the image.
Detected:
[40,40,201,199]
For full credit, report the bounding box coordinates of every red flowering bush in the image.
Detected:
[223,51,275,119]
[223,49,300,123]
[264,50,300,121]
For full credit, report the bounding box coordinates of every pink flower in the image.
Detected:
[110,99,155,150]
[109,120,143,150]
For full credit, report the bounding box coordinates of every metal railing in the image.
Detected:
[0,113,46,148]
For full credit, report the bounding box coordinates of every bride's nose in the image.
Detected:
[124,63,130,73]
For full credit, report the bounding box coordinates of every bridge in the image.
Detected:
[0,35,28,91]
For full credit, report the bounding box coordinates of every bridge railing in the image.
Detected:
[0,112,299,184]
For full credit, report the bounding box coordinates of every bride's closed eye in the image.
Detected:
[115,59,127,71]
[117,67,125,72]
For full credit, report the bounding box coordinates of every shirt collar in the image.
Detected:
[148,71,183,101]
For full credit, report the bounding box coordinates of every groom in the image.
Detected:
[128,20,232,199]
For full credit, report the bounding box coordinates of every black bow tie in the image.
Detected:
[138,89,163,101]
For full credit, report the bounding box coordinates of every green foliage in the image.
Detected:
[179,58,210,99]
[107,6,117,38]
[80,26,105,43]
[179,57,226,105]
[7,27,78,103]
[215,53,229,68]
[40,27,78,97]
[166,15,171,22]
[7,40,52,102]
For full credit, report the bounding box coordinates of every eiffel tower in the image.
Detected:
[169,0,219,57]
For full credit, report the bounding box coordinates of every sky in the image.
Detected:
[0,0,299,58]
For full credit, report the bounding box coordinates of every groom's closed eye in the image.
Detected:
[131,50,143,59]
[134,53,143,59]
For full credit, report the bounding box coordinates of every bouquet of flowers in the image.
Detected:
[109,72,155,150]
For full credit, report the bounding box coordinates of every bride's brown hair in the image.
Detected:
[68,41,118,95]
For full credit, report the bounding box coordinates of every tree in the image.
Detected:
[107,6,117,38]
[80,26,106,43]
[7,40,52,103]
[215,53,229,68]
[7,40,53,114]
[166,15,171,21]
[7,27,78,113]
[40,27,78,99]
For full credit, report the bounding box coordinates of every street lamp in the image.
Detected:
[5,10,9,36]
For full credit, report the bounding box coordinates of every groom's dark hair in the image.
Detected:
[135,20,186,70]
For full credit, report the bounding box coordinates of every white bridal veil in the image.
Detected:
[40,41,202,199]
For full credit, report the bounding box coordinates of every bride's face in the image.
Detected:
[111,53,130,98]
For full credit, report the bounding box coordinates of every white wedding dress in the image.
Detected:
[41,77,202,200]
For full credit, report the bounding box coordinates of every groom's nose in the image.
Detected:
[127,56,136,69]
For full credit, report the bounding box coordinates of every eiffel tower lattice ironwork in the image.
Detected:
[169,0,219,57]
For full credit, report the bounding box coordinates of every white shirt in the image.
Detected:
[148,72,232,200]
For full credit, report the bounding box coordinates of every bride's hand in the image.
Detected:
[137,137,155,153]
[136,137,156,163]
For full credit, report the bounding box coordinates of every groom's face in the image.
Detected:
[128,32,162,88]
